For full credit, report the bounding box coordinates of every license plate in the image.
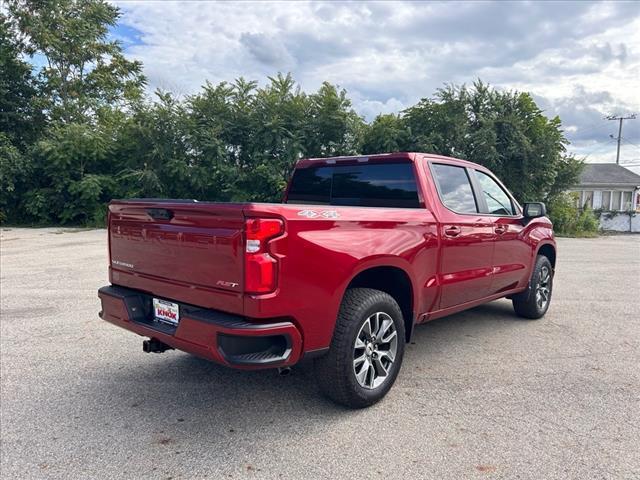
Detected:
[153,298,180,326]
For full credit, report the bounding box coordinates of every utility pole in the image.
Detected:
[607,114,636,164]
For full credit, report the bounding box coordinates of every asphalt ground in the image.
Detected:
[1,228,639,479]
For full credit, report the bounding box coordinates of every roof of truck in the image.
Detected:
[297,152,482,169]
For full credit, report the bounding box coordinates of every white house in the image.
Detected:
[569,163,640,232]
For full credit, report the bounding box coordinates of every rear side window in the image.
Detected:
[285,167,332,205]
[431,164,478,213]
[287,163,420,208]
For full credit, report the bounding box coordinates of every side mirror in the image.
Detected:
[523,202,546,219]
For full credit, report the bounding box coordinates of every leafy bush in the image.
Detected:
[547,192,599,237]
[23,123,118,225]
[576,208,600,234]
[0,133,31,223]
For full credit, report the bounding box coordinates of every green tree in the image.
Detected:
[6,0,146,224]
[361,114,411,154]
[115,91,195,199]
[182,74,364,203]
[305,81,364,158]
[0,133,31,222]
[0,14,42,146]
[8,0,145,123]
[0,14,42,221]
[402,81,582,203]
[26,122,117,224]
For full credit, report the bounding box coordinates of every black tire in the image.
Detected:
[512,255,553,319]
[314,288,406,408]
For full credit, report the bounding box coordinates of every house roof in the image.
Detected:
[623,164,640,177]
[577,163,640,187]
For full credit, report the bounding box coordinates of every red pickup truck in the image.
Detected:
[98,152,556,407]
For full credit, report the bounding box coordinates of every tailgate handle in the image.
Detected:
[146,208,174,221]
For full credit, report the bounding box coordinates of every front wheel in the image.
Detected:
[512,255,554,319]
[314,288,406,408]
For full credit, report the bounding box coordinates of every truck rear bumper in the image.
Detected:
[98,285,303,369]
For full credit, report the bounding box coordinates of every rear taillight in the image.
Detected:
[244,218,284,294]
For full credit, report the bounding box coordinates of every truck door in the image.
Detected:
[470,169,530,295]
[429,163,495,309]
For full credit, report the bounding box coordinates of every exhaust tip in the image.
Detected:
[278,367,292,376]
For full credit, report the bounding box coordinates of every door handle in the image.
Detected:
[495,225,507,235]
[444,226,461,237]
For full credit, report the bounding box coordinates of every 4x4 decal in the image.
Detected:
[297,209,340,219]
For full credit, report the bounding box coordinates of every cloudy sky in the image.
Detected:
[111,0,640,164]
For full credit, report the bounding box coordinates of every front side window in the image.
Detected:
[287,163,420,208]
[475,171,516,215]
[431,164,478,214]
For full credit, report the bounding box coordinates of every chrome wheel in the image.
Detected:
[536,265,551,310]
[353,312,398,389]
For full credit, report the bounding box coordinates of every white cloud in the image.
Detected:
[112,0,640,162]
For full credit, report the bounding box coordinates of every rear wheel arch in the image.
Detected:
[344,265,414,342]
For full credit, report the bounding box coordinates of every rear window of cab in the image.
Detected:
[286,163,420,208]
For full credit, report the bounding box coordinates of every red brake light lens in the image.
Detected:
[245,218,284,294]
[245,253,278,293]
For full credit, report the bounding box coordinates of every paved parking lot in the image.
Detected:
[1,228,639,479]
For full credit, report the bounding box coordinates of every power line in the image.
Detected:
[606,114,637,164]
[621,138,640,149]
[569,121,611,138]
[581,137,617,158]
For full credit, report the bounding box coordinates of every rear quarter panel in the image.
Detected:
[243,204,439,351]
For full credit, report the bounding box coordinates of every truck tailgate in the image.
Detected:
[108,201,245,311]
